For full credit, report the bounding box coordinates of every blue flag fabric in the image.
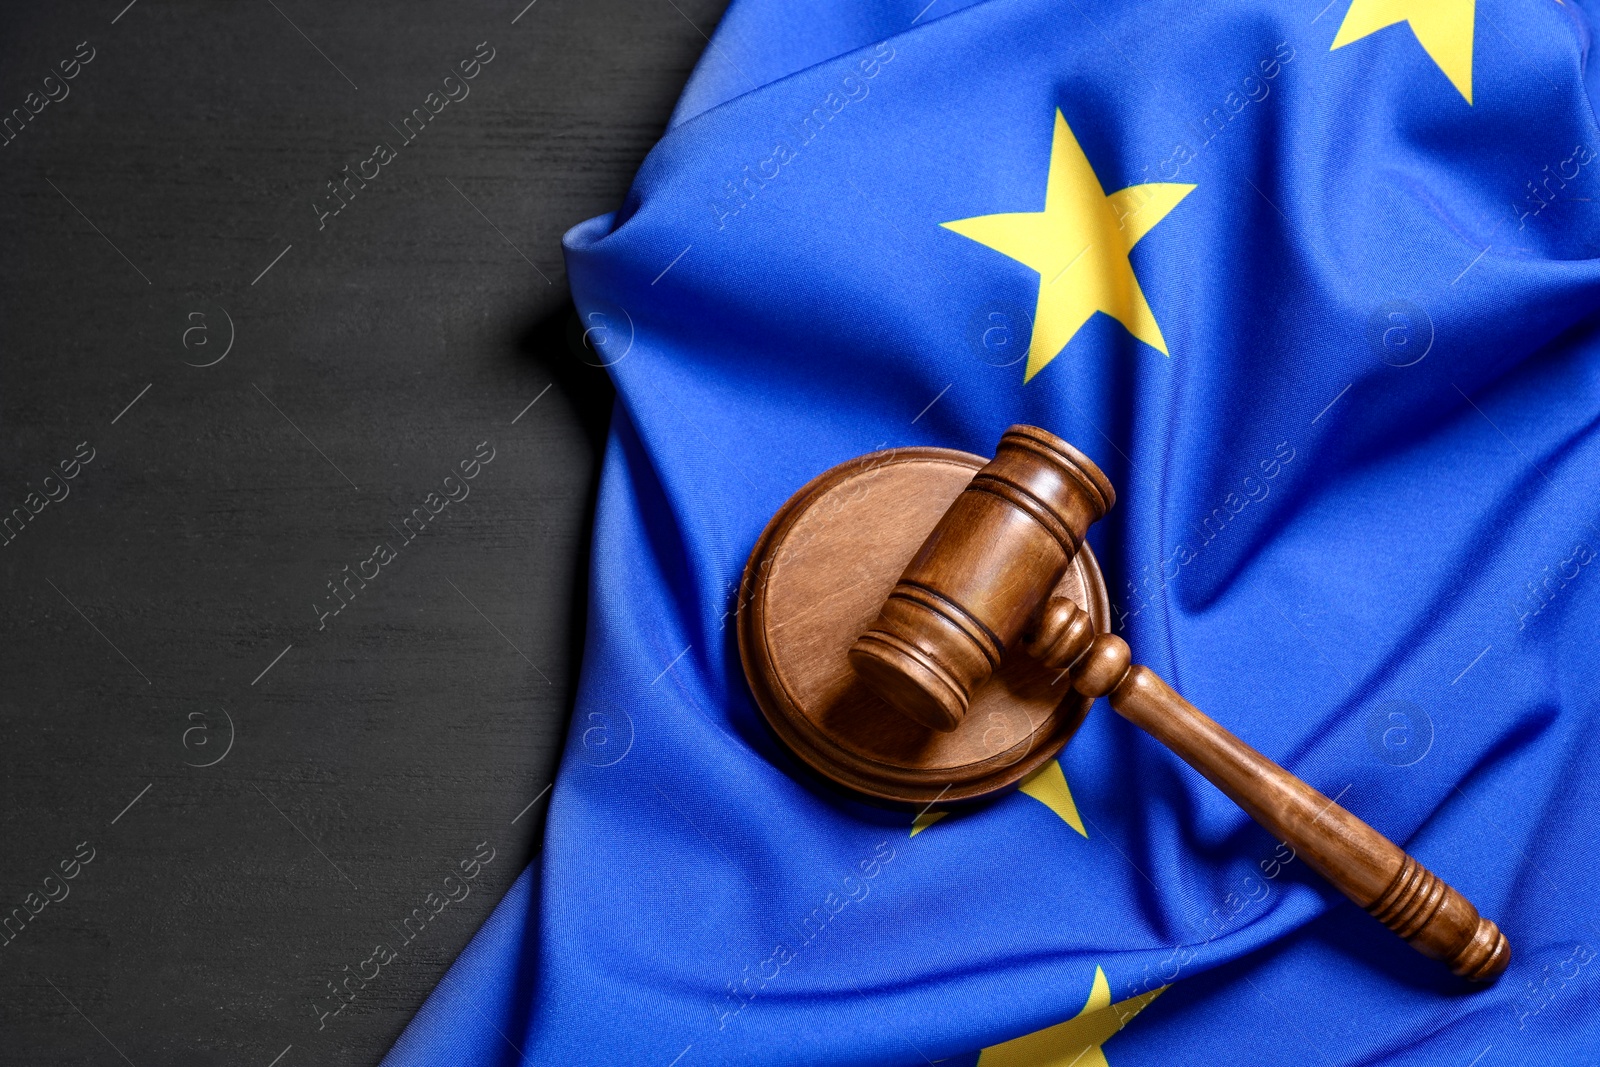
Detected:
[384,0,1600,1063]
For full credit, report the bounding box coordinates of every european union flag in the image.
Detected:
[385,0,1600,1062]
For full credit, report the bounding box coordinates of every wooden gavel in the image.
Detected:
[849,425,1509,981]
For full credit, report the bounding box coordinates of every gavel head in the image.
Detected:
[848,426,1115,732]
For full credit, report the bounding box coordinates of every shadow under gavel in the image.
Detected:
[849,425,1509,982]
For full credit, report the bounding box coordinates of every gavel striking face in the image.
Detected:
[844,426,1509,982]
[849,426,1114,732]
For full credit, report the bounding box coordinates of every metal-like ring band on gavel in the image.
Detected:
[849,425,1509,982]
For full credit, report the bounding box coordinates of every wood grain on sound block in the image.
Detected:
[737,447,1110,806]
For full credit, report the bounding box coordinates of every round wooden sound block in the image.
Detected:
[738,447,1112,806]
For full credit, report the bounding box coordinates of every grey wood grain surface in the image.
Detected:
[0,1,723,1063]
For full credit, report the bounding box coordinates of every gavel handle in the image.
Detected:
[1112,666,1507,980]
[1028,599,1509,981]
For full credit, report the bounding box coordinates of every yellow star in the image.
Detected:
[1018,759,1087,837]
[1331,0,1476,103]
[977,966,1165,1067]
[909,761,1087,837]
[942,110,1194,382]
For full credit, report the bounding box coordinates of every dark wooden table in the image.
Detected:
[0,2,722,1062]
